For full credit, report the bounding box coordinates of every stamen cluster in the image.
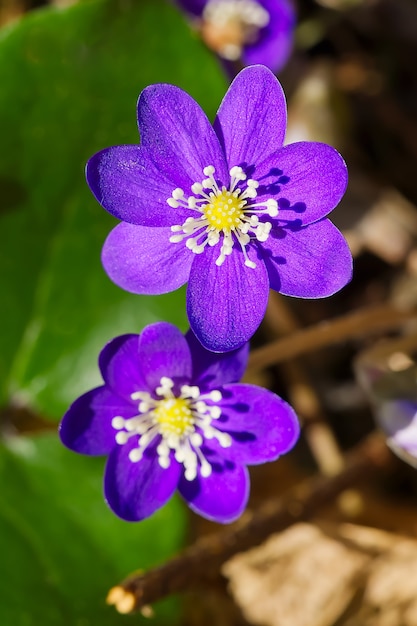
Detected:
[202,0,270,60]
[168,165,278,268]
[111,376,231,481]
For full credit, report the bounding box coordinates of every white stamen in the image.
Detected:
[115,431,130,445]
[111,416,125,430]
[195,400,207,413]
[131,391,149,401]
[167,165,278,269]
[112,377,228,482]
[129,448,143,462]
[172,188,184,200]
[199,459,212,478]
[158,455,171,469]
[208,390,222,402]
[190,432,203,447]
[156,376,175,397]
[191,182,204,195]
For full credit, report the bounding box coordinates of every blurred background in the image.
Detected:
[2,0,417,624]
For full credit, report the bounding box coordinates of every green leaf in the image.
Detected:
[0,432,187,625]
[0,0,227,417]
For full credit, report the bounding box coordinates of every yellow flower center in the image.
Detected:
[203,189,245,231]
[112,377,230,480]
[168,165,278,269]
[153,397,194,438]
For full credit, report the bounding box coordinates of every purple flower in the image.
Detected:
[87,65,352,352]
[59,322,299,523]
[174,0,295,74]
[377,399,417,464]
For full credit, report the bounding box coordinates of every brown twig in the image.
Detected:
[107,432,394,614]
[262,292,345,476]
[247,304,417,375]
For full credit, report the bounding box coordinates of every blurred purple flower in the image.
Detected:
[377,399,417,463]
[60,322,299,523]
[175,0,295,74]
[87,65,352,352]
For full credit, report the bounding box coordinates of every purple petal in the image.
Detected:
[255,142,348,225]
[59,387,135,456]
[102,222,193,295]
[186,329,249,389]
[213,65,287,170]
[138,322,192,390]
[243,0,295,73]
[377,401,417,463]
[178,458,249,523]
[104,441,181,521]
[210,384,299,464]
[86,145,191,227]
[378,400,417,441]
[98,334,149,400]
[264,218,353,298]
[138,83,228,189]
[187,246,269,352]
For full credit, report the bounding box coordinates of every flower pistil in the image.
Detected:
[111,376,231,480]
[168,165,278,268]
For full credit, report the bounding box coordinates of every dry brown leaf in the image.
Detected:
[223,522,417,626]
[223,523,369,626]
